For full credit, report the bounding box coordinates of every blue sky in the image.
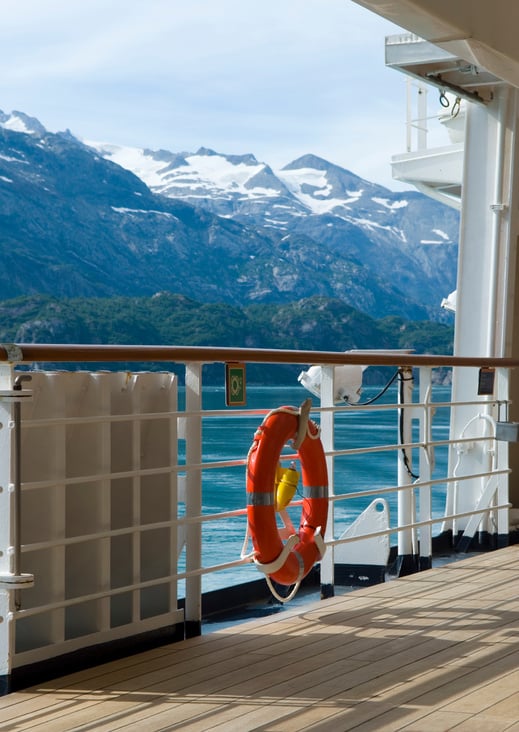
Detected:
[0,0,417,188]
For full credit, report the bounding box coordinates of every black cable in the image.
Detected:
[398,369,419,480]
[341,366,419,478]
[346,369,400,406]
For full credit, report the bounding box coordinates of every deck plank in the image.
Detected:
[1,547,519,731]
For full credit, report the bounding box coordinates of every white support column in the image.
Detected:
[448,85,519,541]
[97,374,111,635]
[131,375,142,625]
[418,367,433,569]
[0,363,15,692]
[319,366,335,598]
[495,367,510,545]
[184,363,202,637]
[167,374,179,621]
[396,366,417,576]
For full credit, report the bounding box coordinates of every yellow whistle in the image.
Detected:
[275,462,300,511]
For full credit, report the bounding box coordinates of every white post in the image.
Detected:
[184,363,202,637]
[396,366,417,575]
[319,366,335,598]
[447,85,519,545]
[0,363,15,693]
[418,367,433,569]
[495,368,510,544]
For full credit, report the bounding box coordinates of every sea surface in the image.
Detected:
[178,383,451,594]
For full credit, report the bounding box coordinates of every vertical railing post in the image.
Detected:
[418,367,433,570]
[0,362,33,692]
[496,367,509,547]
[319,365,335,599]
[0,363,14,693]
[395,366,418,576]
[184,363,203,637]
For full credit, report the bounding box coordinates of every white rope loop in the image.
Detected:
[265,575,302,604]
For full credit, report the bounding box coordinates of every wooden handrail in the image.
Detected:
[1,343,519,368]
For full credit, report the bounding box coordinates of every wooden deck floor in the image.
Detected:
[2,547,519,731]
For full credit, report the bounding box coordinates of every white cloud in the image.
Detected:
[0,0,422,188]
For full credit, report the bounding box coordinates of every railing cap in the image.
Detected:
[1,343,518,369]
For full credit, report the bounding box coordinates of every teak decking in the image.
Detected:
[1,547,519,731]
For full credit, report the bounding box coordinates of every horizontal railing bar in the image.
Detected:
[14,557,257,619]
[332,435,494,459]
[16,399,506,429]
[21,411,181,427]
[328,503,511,548]
[3,342,519,368]
[317,398,502,414]
[21,407,273,428]
[20,519,179,552]
[191,501,512,574]
[19,467,508,553]
[14,577,180,618]
[19,432,499,493]
[331,468,510,502]
[20,466,180,491]
[18,432,494,491]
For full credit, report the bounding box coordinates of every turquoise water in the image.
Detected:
[179,383,451,593]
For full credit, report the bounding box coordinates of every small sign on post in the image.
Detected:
[478,366,495,396]
[225,362,246,406]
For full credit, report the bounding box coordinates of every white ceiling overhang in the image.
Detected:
[354,0,519,88]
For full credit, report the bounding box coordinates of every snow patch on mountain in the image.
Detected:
[278,165,364,214]
[111,206,178,219]
[0,110,47,136]
[181,153,266,191]
[372,196,409,210]
[90,143,169,187]
[88,142,281,200]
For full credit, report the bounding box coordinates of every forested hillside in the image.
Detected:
[0,293,453,383]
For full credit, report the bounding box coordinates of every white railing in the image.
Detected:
[0,344,514,691]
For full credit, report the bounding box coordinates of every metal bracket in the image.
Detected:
[293,398,312,450]
[1,344,23,363]
[0,572,34,590]
[496,421,519,442]
[0,390,32,403]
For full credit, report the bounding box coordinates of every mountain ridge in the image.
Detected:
[0,109,459,321]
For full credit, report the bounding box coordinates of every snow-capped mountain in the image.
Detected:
[0,109,47,136]
[0,109,459,320]
[90,141,450,238]
[90,141,459,316]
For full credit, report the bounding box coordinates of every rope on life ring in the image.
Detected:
[243,399,328,601]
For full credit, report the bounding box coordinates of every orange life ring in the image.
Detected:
[246,405,328,586]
